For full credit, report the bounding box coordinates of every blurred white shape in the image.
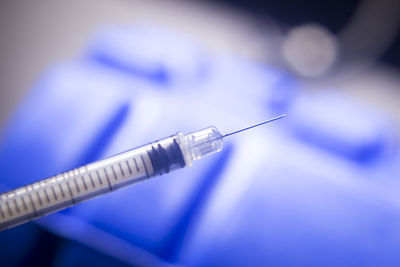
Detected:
[282,23,338,77]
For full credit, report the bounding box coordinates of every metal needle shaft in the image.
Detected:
[223,114,287,138]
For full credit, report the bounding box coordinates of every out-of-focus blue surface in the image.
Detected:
[0,25,399,266]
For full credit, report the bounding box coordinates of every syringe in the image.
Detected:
[0,115,286,231]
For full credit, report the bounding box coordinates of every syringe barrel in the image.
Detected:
[0,126,223,231]
[0,134,186,231]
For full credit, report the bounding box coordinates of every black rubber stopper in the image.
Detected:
[147,138,186,175]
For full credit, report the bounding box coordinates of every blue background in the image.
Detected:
[1,15,400,267]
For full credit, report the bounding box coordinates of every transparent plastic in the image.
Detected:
[178,126,224,167]
[0,135,183,230]
[0,127,224,231]
[0,114,287,231]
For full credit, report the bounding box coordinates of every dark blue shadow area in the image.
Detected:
[158,144,233,262]
[76,103,131,166]
[91,55,169,85]
[53,240,131,267]
[0,223,131,267]
[0,222,68,267]
[294,124,386,164]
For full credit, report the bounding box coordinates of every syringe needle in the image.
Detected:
[0,114,286,231]
[222,114,287,138]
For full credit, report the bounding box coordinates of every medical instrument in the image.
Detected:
[0,114,286,231]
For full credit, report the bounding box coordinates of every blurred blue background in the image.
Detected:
[1,0,400,266]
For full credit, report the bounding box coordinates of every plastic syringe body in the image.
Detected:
[0,127,223,231]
